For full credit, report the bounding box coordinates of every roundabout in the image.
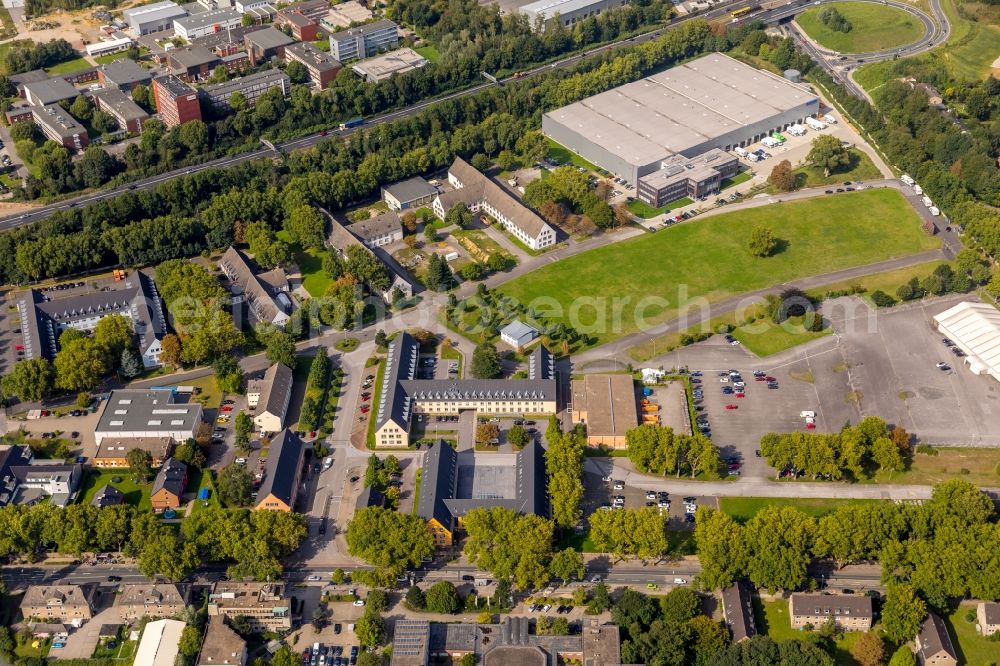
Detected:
[794,1,926,54]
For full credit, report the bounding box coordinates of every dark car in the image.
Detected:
[462,575,475,581]
[825,190,833,194]
[334,624,341,634]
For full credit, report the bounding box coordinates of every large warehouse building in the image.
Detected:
[542,52,819,193]
[932,301,1000,383]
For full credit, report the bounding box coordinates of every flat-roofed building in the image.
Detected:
[31,104,88,150]
[789,593,873,632]
[20,585,94,624]
[283,0,328,21]
[391,619,430,666]
[247,363,293,433]
[167,45,222,80]
[637,149,741,208]
[94,389,203,447]
[570,374,638,448]
[93,437,175,468]
[721,582,757,642]
[382,176,437,211]
[92,88,149,133]
[124,1,188,35]
[174,8,242,40]
[543,52,819,186]
[433,157,555,251]
[275,9,318,41]
[207,582,292,631]
[350,47,426,83]
[521,0,629,29]
[915,612,958,666]
[152,75,203,126]
[23,77,79,107]
[198,617,247,666]
[97,58,153,91]
[244,26,294,66]
[116,584,188,621]
[200,69,290,111]
[978,601,1000,636]
[322,0,373,29]
[329,19,399,62]
[283,42,341,89]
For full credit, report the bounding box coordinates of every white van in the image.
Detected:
[913,185,923,195]
[901,174,915,186]
[734,146,748,157]
[929,206,940,216]
[823,114,837,124]
[805,117,826,130]
[799,411,816,418]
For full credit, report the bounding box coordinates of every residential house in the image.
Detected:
[326,213,415,303]
[207,582,292,631]
[134,619,185,666]
[382,176,438,211]
[253,429,304,512]
[198,617,247,666]
[0,445,82,508]
[219,247,292,328]
[350,211,403,248]
[977,601,1000,636]
[247,363,293,433]
[91,484,125,508]
[788,593,873,632]
[117,583,188,621]
[20,585,94,625]
[915,612,958,666]
[433,157,556,251]
[150,458,188,512]
[721,582,757,642]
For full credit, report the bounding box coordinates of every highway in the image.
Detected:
[0,0,818,233]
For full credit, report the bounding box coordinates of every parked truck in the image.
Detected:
[734,146,748,157]
[339,117,363,131]
[805,117,826,130]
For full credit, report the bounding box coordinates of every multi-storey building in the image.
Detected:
[282,42,341,89]
[92,88,149,133]
[152,75,202,127]
[328,19,398,62]
[199,69,289,112]
[207,582,292,631]
[788,594,873,632]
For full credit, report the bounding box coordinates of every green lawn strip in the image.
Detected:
[78,469,152,511]
[440,343,463,378]
[414,45,441,62]
[627,196,694,219]
[628,309,763,363]
[720,171,753,190]
[45,57,94,76]
[720,497,880,523]
[546,138,605,174]
[795,2,924,53]
[320,366,344,436]
[500,189,937,350]
[732,315,832,358]
[335,338,360,352]
[365,357,386,449]
[411,468,422,515]
[497,224,548,256]
[276,230,330,297]
[934,0,1000,81]
[789,149,882,188]
[944,604,999,665]
[870,447,1000,487]
[168,374,223,411]
[805,260,946,303]
[453,229,511,261]
[187,467,221,515]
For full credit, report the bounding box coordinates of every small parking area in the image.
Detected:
[643,381,689,435]
[580,466,716,531]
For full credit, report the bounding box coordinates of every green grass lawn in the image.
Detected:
[944,604,999,665]
[870,447,1000,487]
[276,230,330,297]
[414,45,441,62]
[366,356,386,449]
[806,260,946,306]
[78,469,152,511]
[169,375,223,411]
[720,171,754,190]
[440,343,463,378]
[547,138,603,173]
[795,2,924,53]
[754,599,866,665]
[789,149,883,188]
[720,497,880,523]
[627,196,694,219]
[732,315,832,357]
[45,57,94,76]
[187,467,221,515]
[335,337,360,352]
[499,189,937,349]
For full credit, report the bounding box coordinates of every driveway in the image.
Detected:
[55,598,120,660]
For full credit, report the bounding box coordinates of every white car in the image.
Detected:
[720,377,729,383]
[613,481,625,490]
[645,491,656,500]
[673,578,687,585]
[306,575,321,581]
[733,381,745,388]
[685,504,697,512]
[353,599,365,606]
[542,604,552,612]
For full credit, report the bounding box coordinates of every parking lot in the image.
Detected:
[579,465,716,531]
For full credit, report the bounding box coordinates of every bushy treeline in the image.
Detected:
[1,38,76,75]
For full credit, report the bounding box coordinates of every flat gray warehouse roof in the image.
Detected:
[543,52,815,167]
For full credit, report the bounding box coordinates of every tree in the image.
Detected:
[588,582,612,614]
[404,585,425,610]
[471,342,502,379]
[55,336,107,392]
[745,506,814,591]
[126,448,153,483]
[507,424,529,449]
[331,568,345,585]
[214,355,244,395]
[375,329,388,348]
[460,654,476,666]
[850,632,885,666]
[476,422,500,446]
[807,134,851,177]
[445,202,473,229]
[547,428,584,529]
[769,160,796,191]
[354,613,383,648]
[548,547,584,584]
[462,507,555,590]
[270,646,298,666]
[747,225,779,257]
[284,205,326,250]
[178,624,202,657]
[881,584,927,643]
[887,646,916,666]
[258,326,297,368]
[216,464,253,507]
[160,334,182,368]
[286,60,308,84]
[346,506,434,578]
[233,412,253,453]
[2,357,55,402]
[660,587,700,625]
[119,348,143,379]
[589,508,669,562]
[425,581,460,613]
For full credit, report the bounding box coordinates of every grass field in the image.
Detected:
[732,314,832,357]
[871,447,1000,486]
[499,189,937,349]
[790,149,883,188]
[414,45,441,62]
[754,598,865,665]
[78,469,152,511]
[806,260,946,305]
[547,138,603,173]
[45,57,93,76]
[944,604,999,665]
[720,497,880,523]
[796,2,924,53]
[168,375,223,411]
[277,230,330,297]
[720,171,754,190]
[627,196,694,219]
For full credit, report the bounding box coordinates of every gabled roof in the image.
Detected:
[199,617,246,666]
[255,430,303,508]
[356,484,384,511]
[722,581,757,642]
[917,612,958,662]
[251,363,293,421]
[219,246,290,324]
[350,211,401,242]
[981,601,1000,625]
[416,440,457,530]
[789,593,873,619]
[439,158,553,241]
[375,332,420,431]
[516,439,547,518]
[91,484,125,508]
[151,458,187,499]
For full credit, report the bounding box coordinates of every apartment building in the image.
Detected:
[788,594,873,632]
[328,19,398,61]
[152,75,203,127]
[199,69,290,112]
[283,42,341,89]
[207,582,292,631]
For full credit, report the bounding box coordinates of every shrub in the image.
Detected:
[870,290,896,307]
